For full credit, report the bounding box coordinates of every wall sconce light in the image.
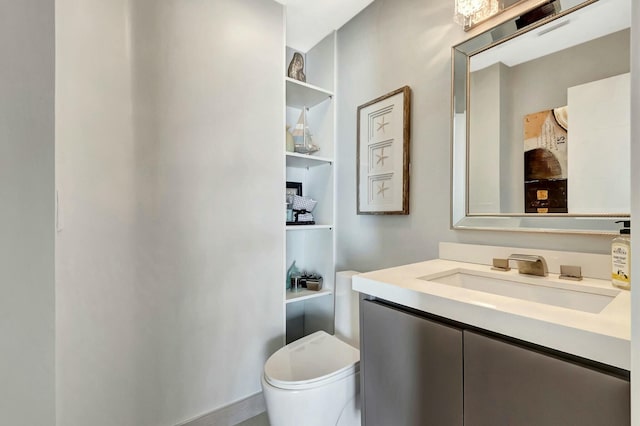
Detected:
[454,0,501,30]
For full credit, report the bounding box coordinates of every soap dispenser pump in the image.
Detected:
[611,220,631,290]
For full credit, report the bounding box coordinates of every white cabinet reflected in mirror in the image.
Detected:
[452,0,630,234]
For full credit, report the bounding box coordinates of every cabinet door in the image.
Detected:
[361,300,463,426]
[464,330,630,426]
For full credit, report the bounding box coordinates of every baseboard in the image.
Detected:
[177,392,266,426]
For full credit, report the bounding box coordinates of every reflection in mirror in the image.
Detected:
[451,0,631,234]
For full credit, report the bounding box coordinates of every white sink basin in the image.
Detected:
[419,269,619,314]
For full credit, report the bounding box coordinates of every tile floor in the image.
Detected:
[236,412,269,426]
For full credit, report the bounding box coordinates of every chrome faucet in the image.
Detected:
[508,254,548,277]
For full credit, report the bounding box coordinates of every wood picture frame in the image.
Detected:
[357,86,411,215]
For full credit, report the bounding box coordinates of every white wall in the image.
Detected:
[335,0,615,273]
[0,0,55,424]
[630,0,638,423]
[56,0,139,424]
[56,0,284,425]
[568,73,630,214]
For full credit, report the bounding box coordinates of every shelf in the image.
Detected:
[286,224,333,231]
[286,77,333,108]
[285,288,333,304]
[286,152,333,168]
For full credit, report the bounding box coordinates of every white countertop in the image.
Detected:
[353,257,631,370]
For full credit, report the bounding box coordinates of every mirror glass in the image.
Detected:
[452,0,631,233]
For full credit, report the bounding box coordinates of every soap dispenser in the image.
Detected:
[611,220,631,290]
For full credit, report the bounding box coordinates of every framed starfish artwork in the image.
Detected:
[357,86,411,214]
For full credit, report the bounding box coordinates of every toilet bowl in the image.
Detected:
[262,271,361,426]
[262,330,360,426]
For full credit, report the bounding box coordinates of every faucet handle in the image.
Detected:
[559,265,583,281]
[491,258,511,271]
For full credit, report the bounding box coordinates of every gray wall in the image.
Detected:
[56,0,284,425]
[335,0,614,275]
[469,62,506,213]
[0,0,55,424]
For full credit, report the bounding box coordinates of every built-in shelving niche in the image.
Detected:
[284,32,336,344]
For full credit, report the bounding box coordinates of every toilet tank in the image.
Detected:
[334,271,361,349]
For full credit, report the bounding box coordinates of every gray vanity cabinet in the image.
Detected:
[463,330,630,426]
[361,299,630,425]
[360,299,463,426]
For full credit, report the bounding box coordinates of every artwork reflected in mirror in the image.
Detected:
[524,107,567,214]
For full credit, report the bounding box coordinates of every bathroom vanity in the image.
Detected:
[353,243,631,426]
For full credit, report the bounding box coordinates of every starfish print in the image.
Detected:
[376,116,389,133]
[376,148,389,167]
[377,181,389,198]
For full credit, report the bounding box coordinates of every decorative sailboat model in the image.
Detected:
[292,109,320,154]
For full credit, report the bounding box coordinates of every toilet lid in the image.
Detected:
[264,331,360,390]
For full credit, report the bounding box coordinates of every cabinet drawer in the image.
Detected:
[361,300,463,426]
[464,330,630,426]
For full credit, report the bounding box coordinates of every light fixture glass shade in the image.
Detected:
[454,0,501,29]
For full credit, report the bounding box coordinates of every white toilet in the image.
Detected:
[261,271,361,426]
